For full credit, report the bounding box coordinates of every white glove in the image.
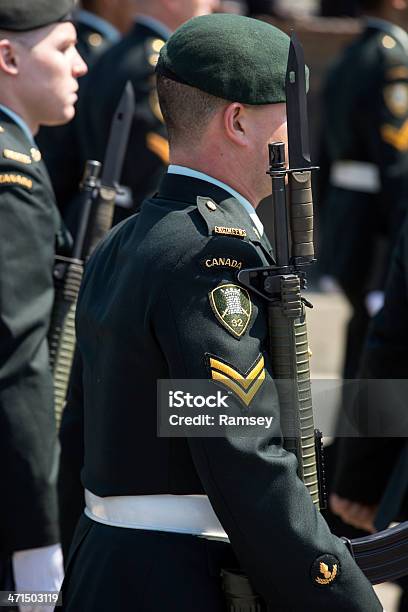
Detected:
[12,544,63,612]
[365,291,385,317]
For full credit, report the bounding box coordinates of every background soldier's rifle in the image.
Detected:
[48,82,135,428]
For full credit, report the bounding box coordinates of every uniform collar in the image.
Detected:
[365,17,408,52]
[155,172,274,262]
[0,105,35,145]
[168,165,264,237]
[135,15,172,41]
[75,9,120,43]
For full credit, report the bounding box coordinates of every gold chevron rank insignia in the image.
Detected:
[208,354,265,407]
[209,283,252,339]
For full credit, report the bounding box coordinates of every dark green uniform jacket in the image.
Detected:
[36,11,119,219]
[0,110,60,552]
[320,20,408,379]
[334,213,408,511]
[62,173,381,610]
[73,20,169,225]
[322,20,408,296]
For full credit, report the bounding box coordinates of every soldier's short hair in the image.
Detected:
[156,74,225,145]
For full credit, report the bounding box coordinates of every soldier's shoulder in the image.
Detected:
[370,31,408,71]
[138,193,261,274]
[0,121,42,191]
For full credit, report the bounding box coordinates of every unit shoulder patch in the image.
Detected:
[208,353,265,407]
[384,83,408,117]
[311,554,340,587]
[0,173,33,190]
[209,283,252,339]
[3,149,32,165]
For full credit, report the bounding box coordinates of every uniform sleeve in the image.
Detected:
[365,57,408,290]
[58,349,85,563]
[152,236,381,611]
[0,169,59,552]
[334,216,408,505]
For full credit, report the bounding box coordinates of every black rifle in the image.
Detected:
[48,82,135,427]
[238,32,323,510]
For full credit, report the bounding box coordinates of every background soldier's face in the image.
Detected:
[174,0,220,21]
[17,22,87,129]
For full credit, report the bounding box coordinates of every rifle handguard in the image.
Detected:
[267,277,320,508]
[289,172,314,260]
[48,257,83,428]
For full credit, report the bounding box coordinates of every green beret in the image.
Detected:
[0,0,75,32]
[157,14,296,105]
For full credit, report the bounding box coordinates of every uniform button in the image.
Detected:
[382,35,396,49]
[206,200,217,211]
[89,33,103,47]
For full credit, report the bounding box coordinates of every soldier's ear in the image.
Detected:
[0,39,19,76]
[223,102,249,147]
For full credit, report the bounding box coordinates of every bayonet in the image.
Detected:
[49,82,135,427]
[286,32,312,171]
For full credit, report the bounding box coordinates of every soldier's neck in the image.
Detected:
[170,154,260,209]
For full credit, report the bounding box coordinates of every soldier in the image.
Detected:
[330,213,408,610]
[0,0,87,605]
[70,0,219,231]
[36,0,135,221]
[321,0,408,381]
[60,14,381,611]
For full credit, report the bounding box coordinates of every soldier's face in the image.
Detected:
[175,0,220,21]
[247,102,288,202]
[16,22,87,131]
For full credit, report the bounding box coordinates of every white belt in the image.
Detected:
[330,160,381,194]
[85,490,229,541]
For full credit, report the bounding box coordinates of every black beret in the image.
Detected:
[0,0,75,32]
[157,14,296,105]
